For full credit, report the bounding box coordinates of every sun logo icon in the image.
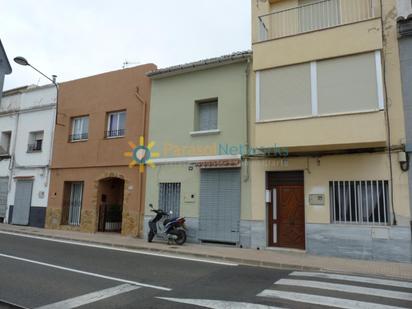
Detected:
[124,136,159,173]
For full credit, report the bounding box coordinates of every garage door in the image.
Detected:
[0,177,8,219]
[199,168,241,244]
[12,179,33,225]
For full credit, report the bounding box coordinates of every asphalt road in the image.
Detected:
[0,232,412,309]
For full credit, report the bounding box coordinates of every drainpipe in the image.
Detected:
[243,56,251,183]
[379,0,397,226]
[45,87,58,187]
[6,108,20,223]
[135,88,147,237]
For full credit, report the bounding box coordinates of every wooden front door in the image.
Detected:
[268,185,305,249]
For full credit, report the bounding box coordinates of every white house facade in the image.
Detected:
[0,84,56,227]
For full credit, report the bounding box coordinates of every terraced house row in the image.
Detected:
[1,0,412,262]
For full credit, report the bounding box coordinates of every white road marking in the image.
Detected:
[157,297,283,308]
[35,284,139,309]
[0,231,238,266]
[0,253,171,291]
[257,290,407,309]
[275,279,412,301]
[290,271,412,289]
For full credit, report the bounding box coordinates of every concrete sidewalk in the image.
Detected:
[1,223,411,280]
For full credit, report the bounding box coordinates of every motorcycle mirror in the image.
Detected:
[169,210,173,215]
[149,203,153,209]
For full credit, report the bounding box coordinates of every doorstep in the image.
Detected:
[264,246,306,254]
[0,223,411,280]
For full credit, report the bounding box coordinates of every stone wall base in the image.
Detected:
[142,217,412,263]
[306,224,412,263]
[143,216,266,248]
[122,211,140,236]
[46,207,142,236]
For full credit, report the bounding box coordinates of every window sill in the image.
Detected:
[104,135,125,140]
[69,139,88,143]
[27,150,42,153]
[190,129,220,136]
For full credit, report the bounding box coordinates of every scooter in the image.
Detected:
[147,203,187,245]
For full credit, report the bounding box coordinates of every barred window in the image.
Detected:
[158,183,181,217]
[329,181,389,225]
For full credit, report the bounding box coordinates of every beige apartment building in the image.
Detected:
[248,0,411,262]
[46,64,155,236]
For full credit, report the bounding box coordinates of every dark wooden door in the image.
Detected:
[268,185,305,249]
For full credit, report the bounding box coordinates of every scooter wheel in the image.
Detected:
[175,229,186,245]
[148,230,155,243]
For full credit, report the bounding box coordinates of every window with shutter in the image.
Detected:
[197,101,218,131]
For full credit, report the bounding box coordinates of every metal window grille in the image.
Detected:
[68,182,83,226]
[104,129,125,138]
[158,183,181,217]
[27,140,43,152]
[329,180,389,225]
[69,133,89,141]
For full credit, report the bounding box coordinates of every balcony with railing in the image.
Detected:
[258,0,381,42]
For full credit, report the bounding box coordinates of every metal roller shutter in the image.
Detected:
[12,179,33,225]
[0,177,8,218]
[199,168,240,244]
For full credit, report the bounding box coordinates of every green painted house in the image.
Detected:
[144,52,259,246]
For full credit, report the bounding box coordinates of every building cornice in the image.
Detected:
[146,51,252,79]
[2,84,55,97]
[0,103,56,117]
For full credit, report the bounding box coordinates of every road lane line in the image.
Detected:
[0,231,238,266]
[290,271,412,289]
[157,297,283,308]
[35,284,139,309]
[275,279,412,301]
[0,253,171,291]
[257,290,407,309]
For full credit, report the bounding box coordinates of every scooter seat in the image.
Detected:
[163,217,178,226]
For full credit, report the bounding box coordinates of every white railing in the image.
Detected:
[258,0,381,41]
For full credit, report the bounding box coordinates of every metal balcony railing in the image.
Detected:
[27,141,43,152]
[104,129,125,138]
[69,133,88,142]
[258,0,381,41]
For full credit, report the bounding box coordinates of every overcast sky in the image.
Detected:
[1,0,251,90]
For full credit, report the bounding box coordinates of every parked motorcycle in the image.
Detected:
[147,204,187,245]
